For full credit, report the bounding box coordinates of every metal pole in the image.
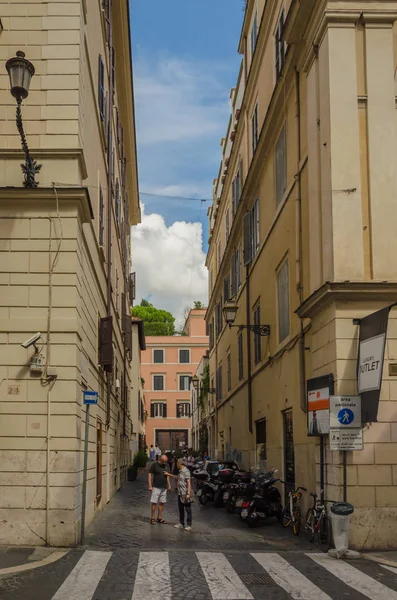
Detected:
[320,436,324,504]
[81,403,90,545]
[343,450,347,502]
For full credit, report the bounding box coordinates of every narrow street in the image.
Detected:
[1,478,397,599]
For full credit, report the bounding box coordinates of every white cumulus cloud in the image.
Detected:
[131,205,208,325]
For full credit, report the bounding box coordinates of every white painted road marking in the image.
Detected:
[131,551,172,600]
[382,564,397,575]
[196,552,253,600]
[308,553,397,600]
[252,552,332,600]
[51,550,111,600]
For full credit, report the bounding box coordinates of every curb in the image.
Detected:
[360,553,397,568]
[0,549,69,577]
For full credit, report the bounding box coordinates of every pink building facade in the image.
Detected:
[141,309,208,452]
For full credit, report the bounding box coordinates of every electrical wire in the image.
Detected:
[41,184,63,384]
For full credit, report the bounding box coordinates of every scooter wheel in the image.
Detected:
[226,498,235,513]
[198,492,208,505]
[214,491,224,508]
[247,509,260,528]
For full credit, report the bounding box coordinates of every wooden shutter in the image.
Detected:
[129,272,136,305]
[99,316,113,372]
[223,276,230,303]
[163,403,167,418]
[150,403,155,418]
[124,314,132,358]
[243,212,252,266]
[98,55,104,120]
[111,47,116,97]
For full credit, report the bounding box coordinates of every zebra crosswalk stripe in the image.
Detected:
[50,550,112,600]
[308,553,397,600]
[131,551,172,600]
[382,564,397,576]
[196,552,253,600]
[252,552,332,600]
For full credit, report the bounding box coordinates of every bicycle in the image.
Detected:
[281,485,306,535]
[304,491,334,551]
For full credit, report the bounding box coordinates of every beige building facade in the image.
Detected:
[0,0,140,546]
[130,317,146,451]
[207,0,397,549]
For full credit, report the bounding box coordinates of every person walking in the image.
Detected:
[149,445,156,461]
[155,445,161,461]
[167,459,193,531]
[148,454,171,525]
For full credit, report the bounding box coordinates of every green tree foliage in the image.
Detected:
[193,301,205,309]
[131,300,175,336]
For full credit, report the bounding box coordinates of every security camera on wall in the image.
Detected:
[21,332,41,350]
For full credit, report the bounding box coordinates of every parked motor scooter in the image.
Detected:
[228,470,274,515]
[242,472,283,527]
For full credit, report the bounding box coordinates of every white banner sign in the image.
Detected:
[330,396,361,428]
[329,429,363,451]
[358,333,386,393]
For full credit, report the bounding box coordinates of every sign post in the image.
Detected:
[307,374,333,504]
[81,391,98,545]
[329,395,362,502]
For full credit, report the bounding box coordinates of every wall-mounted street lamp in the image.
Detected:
[6,51,42,188]
[223,300,271,336]
[191,375,200,390]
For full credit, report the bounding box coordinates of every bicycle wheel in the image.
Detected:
[320,514,332,552]
[305,508,315,542]
[282,505,292,528]
[292,506,301,536]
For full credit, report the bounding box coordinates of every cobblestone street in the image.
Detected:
[1,477,397,599]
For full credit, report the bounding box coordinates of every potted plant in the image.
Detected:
[128,450,148,481]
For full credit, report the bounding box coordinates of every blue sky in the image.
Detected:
[129,0,244,244]
[129,0,243,318]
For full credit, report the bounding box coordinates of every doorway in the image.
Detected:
[283,409,295,495]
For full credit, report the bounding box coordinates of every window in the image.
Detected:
[238,331,244,380]
[232,160,243,217]
[153,349,164,364]
[179,349,190,364]
[278,259,290,342]
[215,302,222,337]
[99,185,104,246]
[216,364,223,402]
[153,375,164,391]
[209,321,214,350]
[243,202,259,266]
[177,402,191,418]
[225,209,230,243]
[252,199,260,254]
[250,11,258,58]
[151,402,166,418]
[227,351,231,392]
[98,55,105,121]
[217,240,221,272]
[115,178,121,225]
[275,123,287,207]
[275,8,286,80]
[251,103,258,156]
[253,303,261,364]
[223,275,230,303]
[179,374,191,391]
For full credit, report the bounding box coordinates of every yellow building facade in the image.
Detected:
[0,1,140,545]
[207,0,397,549]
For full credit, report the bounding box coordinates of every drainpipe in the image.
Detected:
[245,265,253,434]
[295,68,306,413]
[106,0,114,426]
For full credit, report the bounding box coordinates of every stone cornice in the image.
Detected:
[296,281,397,318]
[0,186,94,223]
[0,148,88,180]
